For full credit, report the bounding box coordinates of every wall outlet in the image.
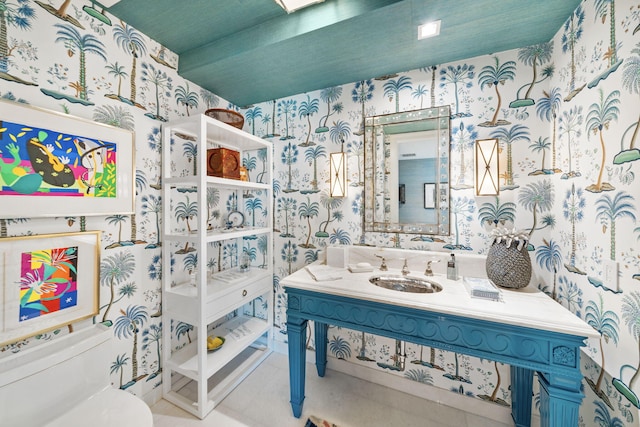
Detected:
[603,259,619,292]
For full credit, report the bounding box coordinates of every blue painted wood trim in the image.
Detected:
[511,365,534,427]
[285,287,589,426]
[286,314,307,418]
[286,288,586,377]
[314,321,328,377]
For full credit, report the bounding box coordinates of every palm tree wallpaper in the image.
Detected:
[0,0,639,425]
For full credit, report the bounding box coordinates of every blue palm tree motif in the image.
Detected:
[477,56,516,127]
[490,124,530,188]
[281,143,299,193]
[383,76,412,112]
[584,294,619,408]
[517,179,554,242]
[450,122,477,188]
[49,23,106,104]
[557,276,583,317]
[281,241,298,275]
[277,196,297,238]
[316,86,343,133]
[616,291,640,408]
[558,105,583,179]
[588,0,624,89]
[615,42,640,164]
[562,5,585,100]
[142,322,162,380]
[585,89,620,192]
[0,0,37,85]
[535,239,562,299]
[298,95,319,146]
[536,87,563,173]
[302,145,326,193]
[298,197,319,248]
[244,106,262,136]
[439,64,474,117]
[112,22,147,106]
[278,99,297,140]
[593,400,625,426]
[352,80,374,134]
[443,196,475,251]
[510,42,553,108]
[329,335,351,359]
[114,304,149,388]
[478,197,516,229]
[563,184,586,275]
[595,191,636,262]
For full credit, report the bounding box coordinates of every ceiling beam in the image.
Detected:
[178,0,402,74]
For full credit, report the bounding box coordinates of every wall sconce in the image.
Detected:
[475,138,499,196]
[329,151,347,198]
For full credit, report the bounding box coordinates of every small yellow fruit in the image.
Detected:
[207,336,223,350]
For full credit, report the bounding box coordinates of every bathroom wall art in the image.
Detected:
[0,231,100,346]
[0,101,134,218]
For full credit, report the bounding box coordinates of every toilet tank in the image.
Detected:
[0,324,113,427]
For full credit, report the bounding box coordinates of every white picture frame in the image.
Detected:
[0,100,135,218]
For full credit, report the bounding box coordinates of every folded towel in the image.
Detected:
[306,265,343,282]
[348,263,374,273]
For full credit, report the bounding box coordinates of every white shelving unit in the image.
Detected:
[161,114,273,419]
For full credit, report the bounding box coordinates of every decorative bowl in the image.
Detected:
[205,108,244,129]
[206,336,225,352]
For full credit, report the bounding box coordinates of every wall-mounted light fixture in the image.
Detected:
[329,138,347,198]
[475,138,499,196]
[275,0,324,13]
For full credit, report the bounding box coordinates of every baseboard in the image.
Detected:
[273,341,512,425]
[142,383,164,407]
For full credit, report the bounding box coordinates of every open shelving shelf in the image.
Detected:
[161,113,273,419]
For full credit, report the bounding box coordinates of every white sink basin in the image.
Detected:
[369,275,443,293]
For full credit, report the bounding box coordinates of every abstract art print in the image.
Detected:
[0,100,134,218]
[0,232,100,346]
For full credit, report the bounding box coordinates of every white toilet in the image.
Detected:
[0,324,153,427]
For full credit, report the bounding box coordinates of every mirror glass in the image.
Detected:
[364,106,450,235]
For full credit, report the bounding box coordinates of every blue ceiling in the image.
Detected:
[108,0,582,108]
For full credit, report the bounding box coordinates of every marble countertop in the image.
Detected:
[282,264,598,339]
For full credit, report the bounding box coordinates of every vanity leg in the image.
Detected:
[314,321,328,377]
[510,365,533,427]
[287,317,308,418]
[537,371,583,427]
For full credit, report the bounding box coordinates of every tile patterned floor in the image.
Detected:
[151,352,514,427]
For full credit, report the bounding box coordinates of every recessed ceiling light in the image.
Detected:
[418,20,441,40]
[97,0,121,7]
[275,0,325,13]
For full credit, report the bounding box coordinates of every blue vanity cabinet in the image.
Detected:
[284,281,595,427]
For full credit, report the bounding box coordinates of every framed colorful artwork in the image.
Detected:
[0,231,100,346]
[0,100,135,219]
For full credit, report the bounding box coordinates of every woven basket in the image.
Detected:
[205,108,244,129]
[485,241,532,289]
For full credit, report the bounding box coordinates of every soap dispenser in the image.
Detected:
[447,253,458,280]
